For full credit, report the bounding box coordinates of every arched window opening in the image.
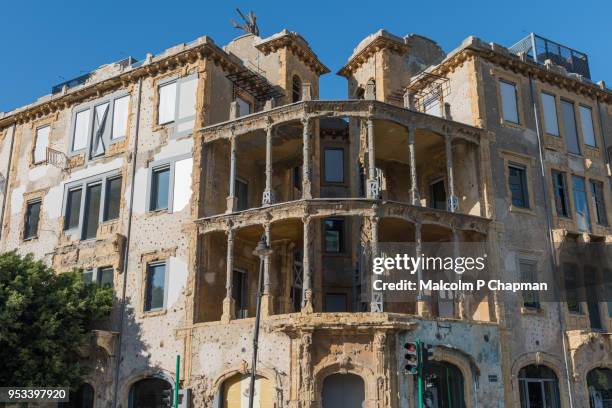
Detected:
[221,374,274,407]
[292,75,302,103]
[354,86,365,100]
[587,368,612,408]
[59,383,94,408]
[322,373,365,408]
[518,365,561,408]
[129,377,173,408]
[365,78,376,100]
[415,361,465,408]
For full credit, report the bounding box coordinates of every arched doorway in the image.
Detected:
[587,368,612,407]
[322,373,365,408]
[59,383,94,408]
[415,361,466,408]
[221,374,274,407]
[518,365,561,408]
[129,377,172,408]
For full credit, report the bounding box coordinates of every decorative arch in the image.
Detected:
[118,368,175,408]
[209,364,283,408]
[313,359,377,408]
[431,346,478,406]
[511,352,570,408]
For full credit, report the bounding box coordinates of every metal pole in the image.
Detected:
[248,248,266,408]
[417,339,423,408]
[174,355,180,408]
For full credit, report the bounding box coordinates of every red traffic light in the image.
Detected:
[404,343,417,352]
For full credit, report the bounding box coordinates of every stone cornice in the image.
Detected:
[0,38,264,129]
[337,33,410,78]
[256,30,330,76]
[411,41,612,104]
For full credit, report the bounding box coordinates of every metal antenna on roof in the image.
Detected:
[230,8,259,36]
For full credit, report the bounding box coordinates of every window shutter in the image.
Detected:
[175,76,198,135]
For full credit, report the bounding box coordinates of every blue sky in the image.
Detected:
[1,0,610,112]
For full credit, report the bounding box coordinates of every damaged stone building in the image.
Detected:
[0,26,611,408]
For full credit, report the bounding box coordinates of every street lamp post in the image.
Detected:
[248,235,273,408]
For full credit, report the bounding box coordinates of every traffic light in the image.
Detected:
[403,341,419,374]
[421,343,436,369]
[161,389,173,407]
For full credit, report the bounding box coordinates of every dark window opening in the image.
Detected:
[104,176,122,221]
[552,171,569,217]
[591,180,607,225]
[129,378,172,408]
[232,270,248,319]
[509,164,529,208]
[65,188,82,230]
[235,179,248,211]
[520,260,540,309]
[429,180,446,210]
[24,200,41,240]
[324,218,344,253]
[325,293,347,313]
[292,75,302,103]
[587,368,612,407]
[518,365,561,408]
[83,183,102,240]
[417,361,466,408]
[564,263,581,314]
[324,148,344,183]
[561,99,580,155]
[59,383,94,408]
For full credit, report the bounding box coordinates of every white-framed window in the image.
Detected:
[157,74,198,137]
[540,92,559,136]
[499,79,519,124]
[70,92,130,158]
[579,105,596,147]
[62,171,122,240]
[144,261,168,312]
[146,154,193,213]
[33,125,50,164]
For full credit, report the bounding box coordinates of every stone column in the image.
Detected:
[453,230,468,319]
[263,125,274,205]
[415,222,431,317]
[370,216,383,312]
[226,136,237,213]
[261,223,273,316]
[222,228,235,322]
[301,216,313,313]
[445,133,456,213]
[302,118,312,199]
[408,127,420,206]
[366,119,379,199]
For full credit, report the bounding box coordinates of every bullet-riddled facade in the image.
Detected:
[0,28,611,408]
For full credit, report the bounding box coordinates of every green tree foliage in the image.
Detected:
[0,251,113,386]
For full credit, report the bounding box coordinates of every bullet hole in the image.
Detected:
[484,334,490,342]
[436,333,442,340]
[241,347,246,353]
[535,340,540,346]
[160,340,164,347]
